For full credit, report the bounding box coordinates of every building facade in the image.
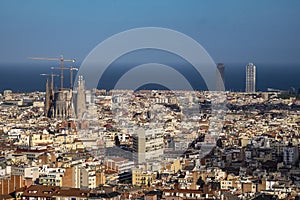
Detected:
[283,145,299,165]
[216,63,225,91]
[75,76,86,120]
[245,63,256,93]
[133,128,164,164]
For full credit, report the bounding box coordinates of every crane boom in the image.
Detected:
[28,57,76,62]
[29,57,61,61]
[29,55,76,89]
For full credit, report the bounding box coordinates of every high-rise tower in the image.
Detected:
[246,63,256,92]
[45,79,51,117]
[133,128,164,164]
[75,76,86,120]
[216,63,225,91]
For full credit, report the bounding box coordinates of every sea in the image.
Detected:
[0,62,299,93]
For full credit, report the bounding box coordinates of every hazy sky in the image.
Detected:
[0,0,299,65]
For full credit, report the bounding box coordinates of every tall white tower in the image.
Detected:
[76,76,86,120]
[246,63,256,92]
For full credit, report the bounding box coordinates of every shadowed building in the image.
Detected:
[44,78,73,119]
[216,63,225,91]
[53,90,73,119]
[0,175,32,195]
[44,75,87,120]
[44,79,52,117]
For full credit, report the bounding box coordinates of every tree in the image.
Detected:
[114,135,120,146]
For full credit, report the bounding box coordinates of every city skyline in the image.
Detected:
[1,1,300,200]
[1,1,299,94]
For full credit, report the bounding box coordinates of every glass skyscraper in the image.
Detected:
[246,63,256,92]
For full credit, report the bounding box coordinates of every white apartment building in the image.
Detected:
[133,128,164,164]
[11,165,39,181]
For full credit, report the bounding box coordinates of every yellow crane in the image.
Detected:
[29,55,76,89]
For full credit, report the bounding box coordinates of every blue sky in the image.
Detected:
[0,0,300,65]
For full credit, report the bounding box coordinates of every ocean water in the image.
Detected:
[0,63,299,93]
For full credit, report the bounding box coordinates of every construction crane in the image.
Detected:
[29,55,76,89]
[40,73,59,89]
[51,66,78,89]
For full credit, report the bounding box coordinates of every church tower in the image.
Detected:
[76,76,86,120]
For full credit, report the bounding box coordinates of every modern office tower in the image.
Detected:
[216,63,225,91]
[245,63,256,92]
[133,128,164,164]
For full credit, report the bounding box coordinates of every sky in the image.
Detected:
[0,0,300,65]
